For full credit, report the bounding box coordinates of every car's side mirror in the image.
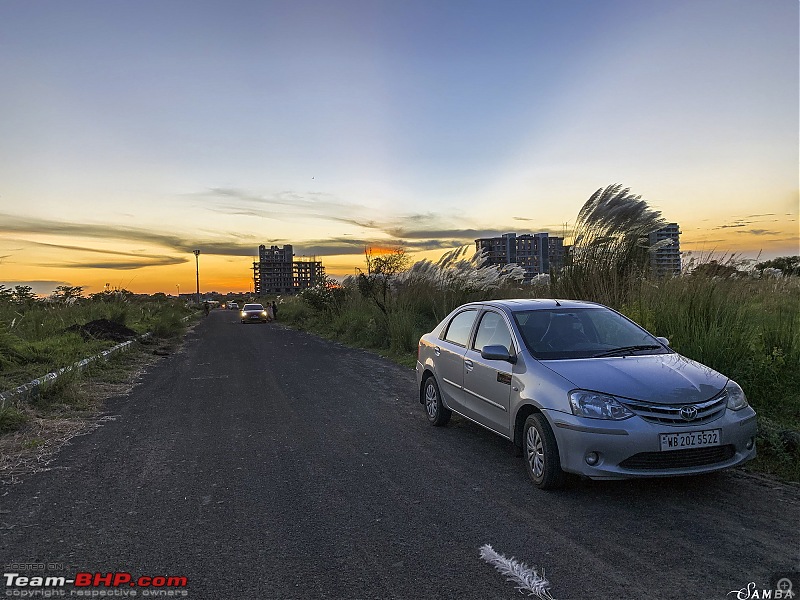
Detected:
[656,336,670,347]
[481,345,517,363]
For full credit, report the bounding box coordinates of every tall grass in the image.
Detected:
[626,275,800,425]
[0,295,192,391]
[281,247,534,366]
[552,184,667,307]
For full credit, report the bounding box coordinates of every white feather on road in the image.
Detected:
[479,543,556,599]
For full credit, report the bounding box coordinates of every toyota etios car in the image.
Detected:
[415,299,757,489]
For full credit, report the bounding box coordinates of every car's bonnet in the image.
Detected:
[541,353,728,404]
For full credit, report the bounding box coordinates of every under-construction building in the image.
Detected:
[475,232,565,280]
[252,244,325,295]
[648,223,682,276]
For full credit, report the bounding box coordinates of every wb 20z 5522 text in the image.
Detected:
[659,429,721,451]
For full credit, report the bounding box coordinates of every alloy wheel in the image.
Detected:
[425,382,438,419]
[526,425,545,479]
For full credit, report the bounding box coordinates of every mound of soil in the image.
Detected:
[67,319,139,342]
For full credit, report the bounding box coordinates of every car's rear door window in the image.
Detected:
[442,310,478,347]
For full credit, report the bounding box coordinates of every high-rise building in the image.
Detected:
[253,244,325,294]
[475,232,565,280]
[293,259,326,291]
[648,224,681,276]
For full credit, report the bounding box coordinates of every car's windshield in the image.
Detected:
[243,304,263,311]
[513,307,670,360]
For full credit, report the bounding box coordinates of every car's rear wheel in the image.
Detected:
[523,413,565,490]
[423,376,451,426]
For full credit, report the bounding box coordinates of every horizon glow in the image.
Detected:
[0,0,797,295]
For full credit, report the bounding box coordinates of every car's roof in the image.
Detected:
[242,303,263,309]
[467,299,603,312]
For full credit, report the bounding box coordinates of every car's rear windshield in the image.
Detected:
[513,307,670,360]
[243,304,263,311]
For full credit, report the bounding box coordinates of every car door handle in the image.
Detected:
[434,346,441,356]
[464,359,474,371]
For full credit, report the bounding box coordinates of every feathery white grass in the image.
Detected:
[479,544,555,599]
[398,246,526,293]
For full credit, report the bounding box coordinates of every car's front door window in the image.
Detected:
[472,311,514,354]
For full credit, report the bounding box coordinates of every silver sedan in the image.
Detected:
[415,299,757,489]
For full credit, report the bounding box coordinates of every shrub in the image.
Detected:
[0,404,28,433]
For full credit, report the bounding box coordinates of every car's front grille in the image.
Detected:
[620,394,727,426]
[619,445,736,470]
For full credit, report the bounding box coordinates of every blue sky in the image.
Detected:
[0,0,797,293]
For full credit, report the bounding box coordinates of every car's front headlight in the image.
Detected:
[569,390,634,420]
[725,380,749,411]
[240,311,245,317]
[261,311,267,317]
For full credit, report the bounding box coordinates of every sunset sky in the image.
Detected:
[1,0,797,295]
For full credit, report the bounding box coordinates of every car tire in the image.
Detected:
[523,413,565,490]
[422,376,451,426]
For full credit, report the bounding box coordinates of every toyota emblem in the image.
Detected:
[680,405,698,421]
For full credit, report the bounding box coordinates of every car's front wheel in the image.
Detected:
[523,413,565,490]
[422,376,451,426]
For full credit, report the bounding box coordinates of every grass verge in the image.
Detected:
[0,313,191,483]
[0,296,194,391]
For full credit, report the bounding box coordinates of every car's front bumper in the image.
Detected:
[544,407,757,479]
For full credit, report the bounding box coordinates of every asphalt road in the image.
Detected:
[2,310,798,600]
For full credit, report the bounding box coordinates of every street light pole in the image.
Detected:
[193,250,200,304]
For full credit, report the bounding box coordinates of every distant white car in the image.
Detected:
[240,303,267,324]
[228,302,239,310]
[416,299,757,489]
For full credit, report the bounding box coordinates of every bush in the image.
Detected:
[0,404,28,433]
[149,309,187,338]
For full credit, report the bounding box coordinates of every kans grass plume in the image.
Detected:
[395,246,527,321]
[554,183,668,307]
[479,544,556,599]
[400,245,526,293]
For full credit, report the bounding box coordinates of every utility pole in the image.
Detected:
[193,250,200,304]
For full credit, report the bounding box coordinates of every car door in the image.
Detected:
[461,310,515,437]
[434,309,479,413]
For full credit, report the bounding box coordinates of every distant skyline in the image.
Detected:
[1,0,797,295]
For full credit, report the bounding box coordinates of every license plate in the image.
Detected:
[659,429,721,451]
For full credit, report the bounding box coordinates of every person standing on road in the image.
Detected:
[267,301,275,321]
[271,301,278,321]
[203,301,210,316]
